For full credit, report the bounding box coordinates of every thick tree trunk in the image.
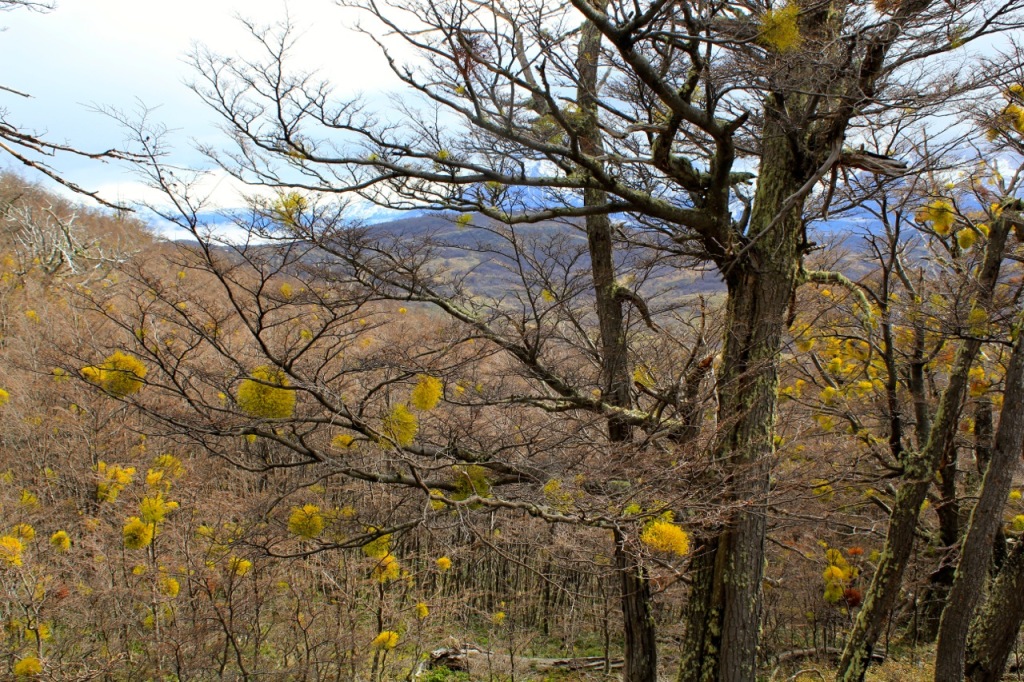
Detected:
[965,539,1024,681]
[679,539,720,682]
[679,112,804,682]
[617,531,658,682]
[933,330,1024,680]
[837,220,1010,682]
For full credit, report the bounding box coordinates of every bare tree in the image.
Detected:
[0,0,136,208]
[110,0,1024,679]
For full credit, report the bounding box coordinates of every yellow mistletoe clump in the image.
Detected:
[13,655,43,678]
[371,630,400,650]
[758,3,802,52]
[416,602,429,619]
[50,530,71,552]
[957,228,977,250]
[436,556,452,571]
[95,462,136,503]
[0,535,24,566]
[81,351,147,397]
[641,520,691,556]
[0,388,9,407]
[139,493,179,525]
[372,553,401,583]
[382,403,418,446]
[237,366,296,419]
[288,504,325,539]
[227,556,253,577]
[410,374,444,411]
[332,433,356,449]
[123,517,154,550]
[159,576,180,598]
[362,533,391,559]
[151,454,184,479]
[12,523,34,542]
[917,199,956,236]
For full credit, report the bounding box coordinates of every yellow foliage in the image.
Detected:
[123,517,154,550]
[371,630,400,650]
[13,656,42,678]
[19,490,38,508]
[139,493,179,525]
[1010,490,1022,501]
[49,530,71,552]
[332,434,356,449]
[95,462,136,503]
[227,556,253,576]
[362,533,391,559]
[0,535,24,566]
[410,375,443,411]
[237,366,296,419]
[271,192,308,228]
[82,351,147,397]
[382,403,418,446]
[12,523,34,541]
[957,228,977,250]
[372,553,401,583]
[812,479,834,501]
[758,3,802,52]
[917,200,956,235]
[288,504,325,539]
[159,576,180,598]
[1012,515,1024,532]
[640,520,691,556]
[492,610,507,625]
[416,602,429,619]
[436,556,452,571]
[823,565,848,582]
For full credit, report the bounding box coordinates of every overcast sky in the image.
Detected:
[0,0,403,210]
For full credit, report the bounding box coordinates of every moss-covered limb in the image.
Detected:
[837,219,1012,682]
[934,329,1024,679]
[965,539,1024,681]
[799,268,873,321]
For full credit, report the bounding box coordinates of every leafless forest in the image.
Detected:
[3,0,1024,680]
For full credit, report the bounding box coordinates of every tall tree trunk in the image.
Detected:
[617,530,659,682]
[680,111,805,682]
[965,538,1024,682]
[576,12,656,680]
[679,539,720,682]
[918,441,959,642]
[933,329,1024,680]
[837,219,1011,682]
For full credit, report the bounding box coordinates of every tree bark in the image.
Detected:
[934,328,1024,680]
[617,531,659,682]
[576,11,657,681]
[965,538,1024,682]
[680,110,805,682]
[837,219,1011,682]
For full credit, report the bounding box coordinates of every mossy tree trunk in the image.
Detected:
[679,108,806,682]
[837,219,1011,682]
[934,319,1024,679]
[965,538,1024,681]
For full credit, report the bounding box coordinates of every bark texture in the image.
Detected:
[934,327,1024,680]
[837,220,1011,682]
[965,539,1024,681]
